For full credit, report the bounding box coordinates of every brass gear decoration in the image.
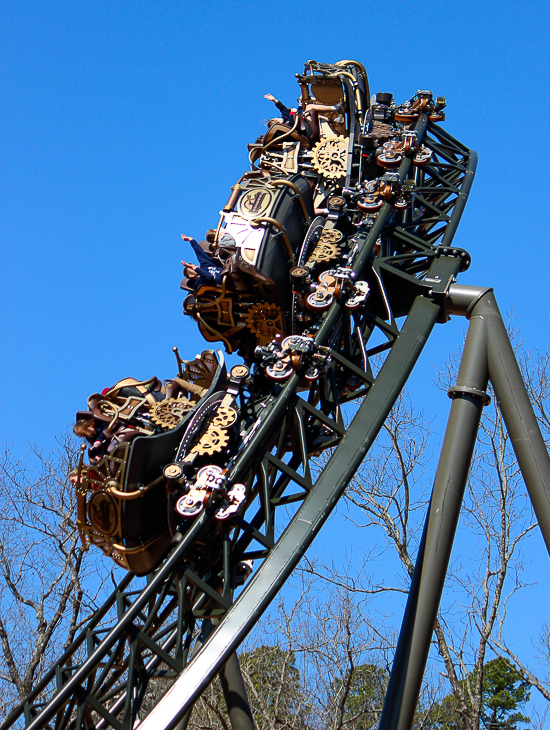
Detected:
[244,302,283,339]
[193,426,230,456]
[150,398,193,430]
[319,229,343,245]
[311,136,348,179]
[212,406,238,429]
[308,241,341,265]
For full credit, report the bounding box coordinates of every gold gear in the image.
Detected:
[318,229,343,245]
[309,241,341,264]
[150,398,193,430]
[311,136,348,179]
[244,302,283,338]
[212,406,238,429]
[193,426,230,456]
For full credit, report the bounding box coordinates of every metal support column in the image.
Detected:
[175,648,255,730]
[140,292,449,730]
[189,619,256,730]
[219,653,256,730]
[172,619,219,730]
[379,310,490,730]
[448,284,550,555]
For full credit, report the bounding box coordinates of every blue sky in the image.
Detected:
[2,0,549,449]
[2,0,549,717]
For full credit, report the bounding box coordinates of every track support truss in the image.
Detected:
[5,59,549,730]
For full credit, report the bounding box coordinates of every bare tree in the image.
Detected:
[188,573,390,730]
[189,581,314,730]
[178,340,550,730]
[187,676,233,730]
[0,435,106,717]
[290,579,388,730]
[486,348,550,705]
[188,570,446,730]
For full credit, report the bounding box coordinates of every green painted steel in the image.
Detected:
[139,282,458,730]
[379,308,490,730]
[448,286,550,553]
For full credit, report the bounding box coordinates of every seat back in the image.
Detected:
[263,122,310,149]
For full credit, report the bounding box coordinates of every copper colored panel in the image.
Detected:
[310,82,343,105]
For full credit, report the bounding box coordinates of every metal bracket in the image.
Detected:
[447,385,490,405]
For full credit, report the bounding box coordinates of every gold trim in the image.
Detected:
[214,213,224,245]
[250,217,295,265]
[107,474,164,501]
[335,61,370,122]
[262,114,300,152]
[194,275,228,310]
[109,533,168,555]
[266,179,311,225]
[260,158,290,176]
[196,312,234,353]
[335,59,367,76]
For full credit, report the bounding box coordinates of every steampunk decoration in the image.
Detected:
[72,60,471,581]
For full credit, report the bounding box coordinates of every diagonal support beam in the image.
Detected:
[138,287,451,730]
[379,298,490,730]
[219,652,256,730]
[379,283,550,730]
[448,284,550,554]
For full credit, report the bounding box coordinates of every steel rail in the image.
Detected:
[136,127,477,730]
[225,115,431,486]
[139,269,458,730]
[1,572,134,730]
[9,95,478,730]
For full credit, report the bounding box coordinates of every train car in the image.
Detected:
[74,60,458,576]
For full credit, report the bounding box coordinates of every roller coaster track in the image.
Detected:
[4,107,478,729]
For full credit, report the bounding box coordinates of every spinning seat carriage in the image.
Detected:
[184,61,370,358]
[73,59,452,577]
[75,352,229,575]
[185,172,314,358]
